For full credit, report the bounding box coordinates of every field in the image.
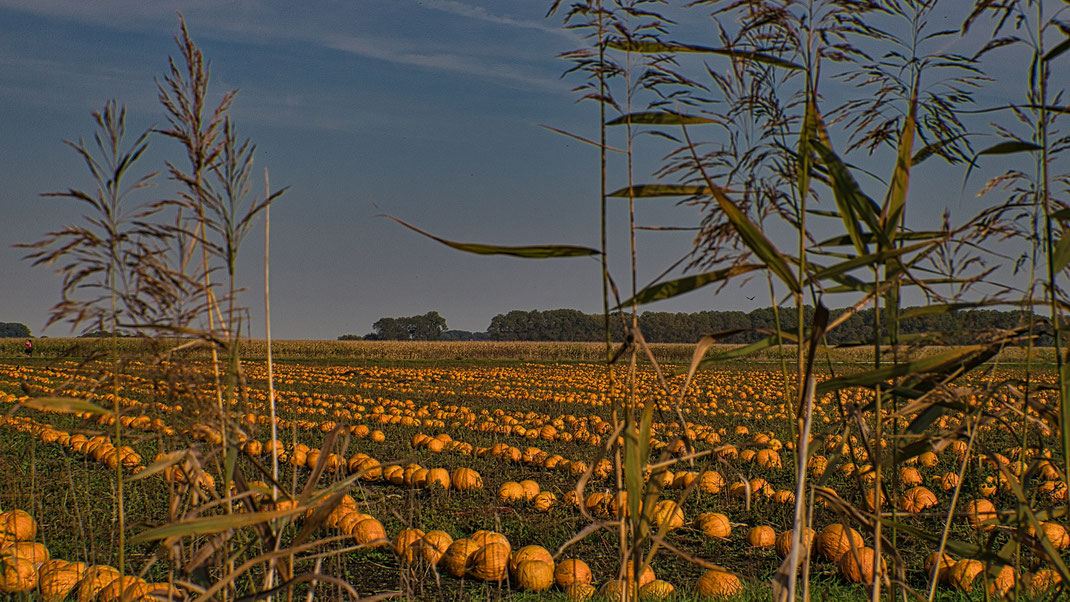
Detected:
[0,341,1064,600]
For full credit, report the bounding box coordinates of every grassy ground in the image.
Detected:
[0,353,1062,600]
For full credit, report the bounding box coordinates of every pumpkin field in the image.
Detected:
[0,343,1065,600]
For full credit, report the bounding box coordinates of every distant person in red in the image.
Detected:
[23,339,33,357]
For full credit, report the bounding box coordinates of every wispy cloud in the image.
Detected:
[418,0,580,41]
[319,33,569,94]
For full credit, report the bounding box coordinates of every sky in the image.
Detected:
[0,1,1046,340]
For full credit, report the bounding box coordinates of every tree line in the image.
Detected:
[0,323,31,338]
[341,307,1045,344]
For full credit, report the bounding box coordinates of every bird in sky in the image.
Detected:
[746,296,756,301]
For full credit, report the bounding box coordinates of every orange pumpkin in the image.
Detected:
[695,568,743,597]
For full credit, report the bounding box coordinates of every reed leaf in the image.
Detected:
[1052,230,1070,273]
[964,140,1044,185]
[18,396,110,415]
[618,264,761,307]
[806,240,938,284]
[131,506,306,544]
[605,112,718,126]
[816,345,987,396]
[607,184,713,197]
[383,215,600,258]
[811,139,887,254]
[680,138,800,293]
[606,39,804,70]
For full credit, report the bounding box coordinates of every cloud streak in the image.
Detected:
[418,0,580,41]
[318,33,569,94]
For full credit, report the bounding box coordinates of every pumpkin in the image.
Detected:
[808,455,828,478]
[563,491,581,508]
[673,471,698,489]
[899,466,923,486]
[532,491,556,512]
[936,472,959,492]
[918,451,939,467]
[949,440,969,458]
[965,499,998,531]
[649,469,674,489]
[727,482,749,499]
[623,561,655,588]
[948,558,984,592]
[38,560,87,602]
[519,480,540,500]
[97,575,152,602]
[862,488,884,512]
[555,558,593,588]
[898,487,938,514]
[756,449,781,469]
[450,468,483,490]
[698,471,725,494]
[498,482,527,504]
[353,458,382,481]
[750,478,774,498]
[441,539,480,577]
[640,579,675,599]
[143,582,185,600]
[1029,569,1062,596]
[695,568,743,598]
[988,565,1015,597]
[816,524,864,562]
[599,579,630,601]
[509,545,553,576]
[772,490,795,505]
[350,518,387,547]
[838,547,885,584]
[585,493,610,517]
[393,528,426,564]
[408,468,429,488]
[0,510,36,542]
[76,565,121,602]
[2,541,49,565]
[923,552,955,584]
[564,581,597,601]
[336,511,373,535]
[747,526,776,548]
[650,500,685,531]
[775,528,816,560]
[470,530,510,551]
[420,530,453,566]
[696,513,732,539]
[468,542,510,581]
[514,560,554,591]
[0,555,36,593]
[383,466,405,485]
[1028,522,1070,549]
[426,468,451,489]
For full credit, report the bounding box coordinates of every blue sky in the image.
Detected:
[0,1,1045,339]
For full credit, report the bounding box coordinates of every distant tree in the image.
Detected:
[337,334,363,341]
[368,312,448,341]
[481,306,1046,344]
[0,323,31,338]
